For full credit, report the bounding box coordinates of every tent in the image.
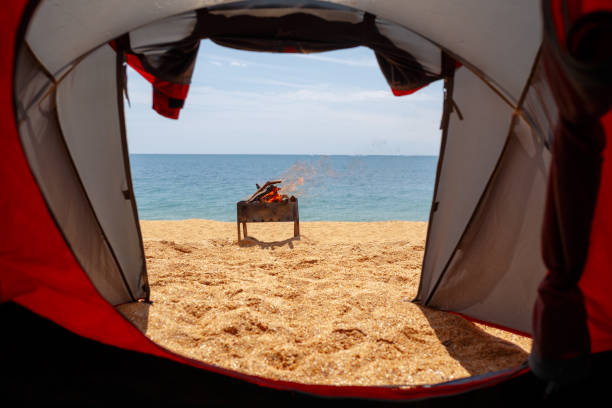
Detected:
[1,0,611,405]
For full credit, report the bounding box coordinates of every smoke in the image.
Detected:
[279,157,337,198]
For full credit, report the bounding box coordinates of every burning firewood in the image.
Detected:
[250,185,278,202]
[246,180,288,203]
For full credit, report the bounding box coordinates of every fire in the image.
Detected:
[246,180,290,203]
[260,186,286,203]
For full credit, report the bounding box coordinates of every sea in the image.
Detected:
[130,154,438,222]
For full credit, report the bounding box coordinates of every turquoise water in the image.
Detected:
[130,154,437,221]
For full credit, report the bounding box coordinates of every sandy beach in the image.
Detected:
[118,220,531,386]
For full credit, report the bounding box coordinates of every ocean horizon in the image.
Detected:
[130,154,438,222]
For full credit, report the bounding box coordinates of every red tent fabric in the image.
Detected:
[531,0,612,383]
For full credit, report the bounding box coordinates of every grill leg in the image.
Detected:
[243,222,248,239]
[293,204,300,237]
[237,220,241,242]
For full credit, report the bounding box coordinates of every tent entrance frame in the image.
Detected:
[7,0,551,402]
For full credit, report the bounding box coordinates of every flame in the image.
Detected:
[260,186,286,203]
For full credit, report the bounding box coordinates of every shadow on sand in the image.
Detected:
[238,235,301,249]
[416,305,529,375]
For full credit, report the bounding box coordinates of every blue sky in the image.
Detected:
[125,40,443,155]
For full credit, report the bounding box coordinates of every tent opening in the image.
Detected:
[14,0,545,393]
[115,38,532,386]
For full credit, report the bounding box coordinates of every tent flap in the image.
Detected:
[427,116,549,334]
[56,44,148,302]
[118,5,445,119]
[416,66,515,307]
[15,44,139,305]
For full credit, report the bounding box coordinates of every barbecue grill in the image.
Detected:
[237,181,300,242]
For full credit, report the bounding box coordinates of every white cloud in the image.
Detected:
[231,77,324,89]
[126,100,442,155]
[184,83,437,106]
[124,49,444,155]
[127,77,438,109]
[292,53,378,67]
[286,89,388,103]
[205,54,287,70]
[126,82,442,155]
[205,50,377,70]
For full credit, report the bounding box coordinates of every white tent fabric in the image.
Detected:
[15,45,139,304]
[375,18,443,76]
[427,116,550,333]
[26,0,211,78]
[350,0,542,103]
[130,11,199,54]
[417,67,516,303]
[210,6,364,23]
[56,44,146,300]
